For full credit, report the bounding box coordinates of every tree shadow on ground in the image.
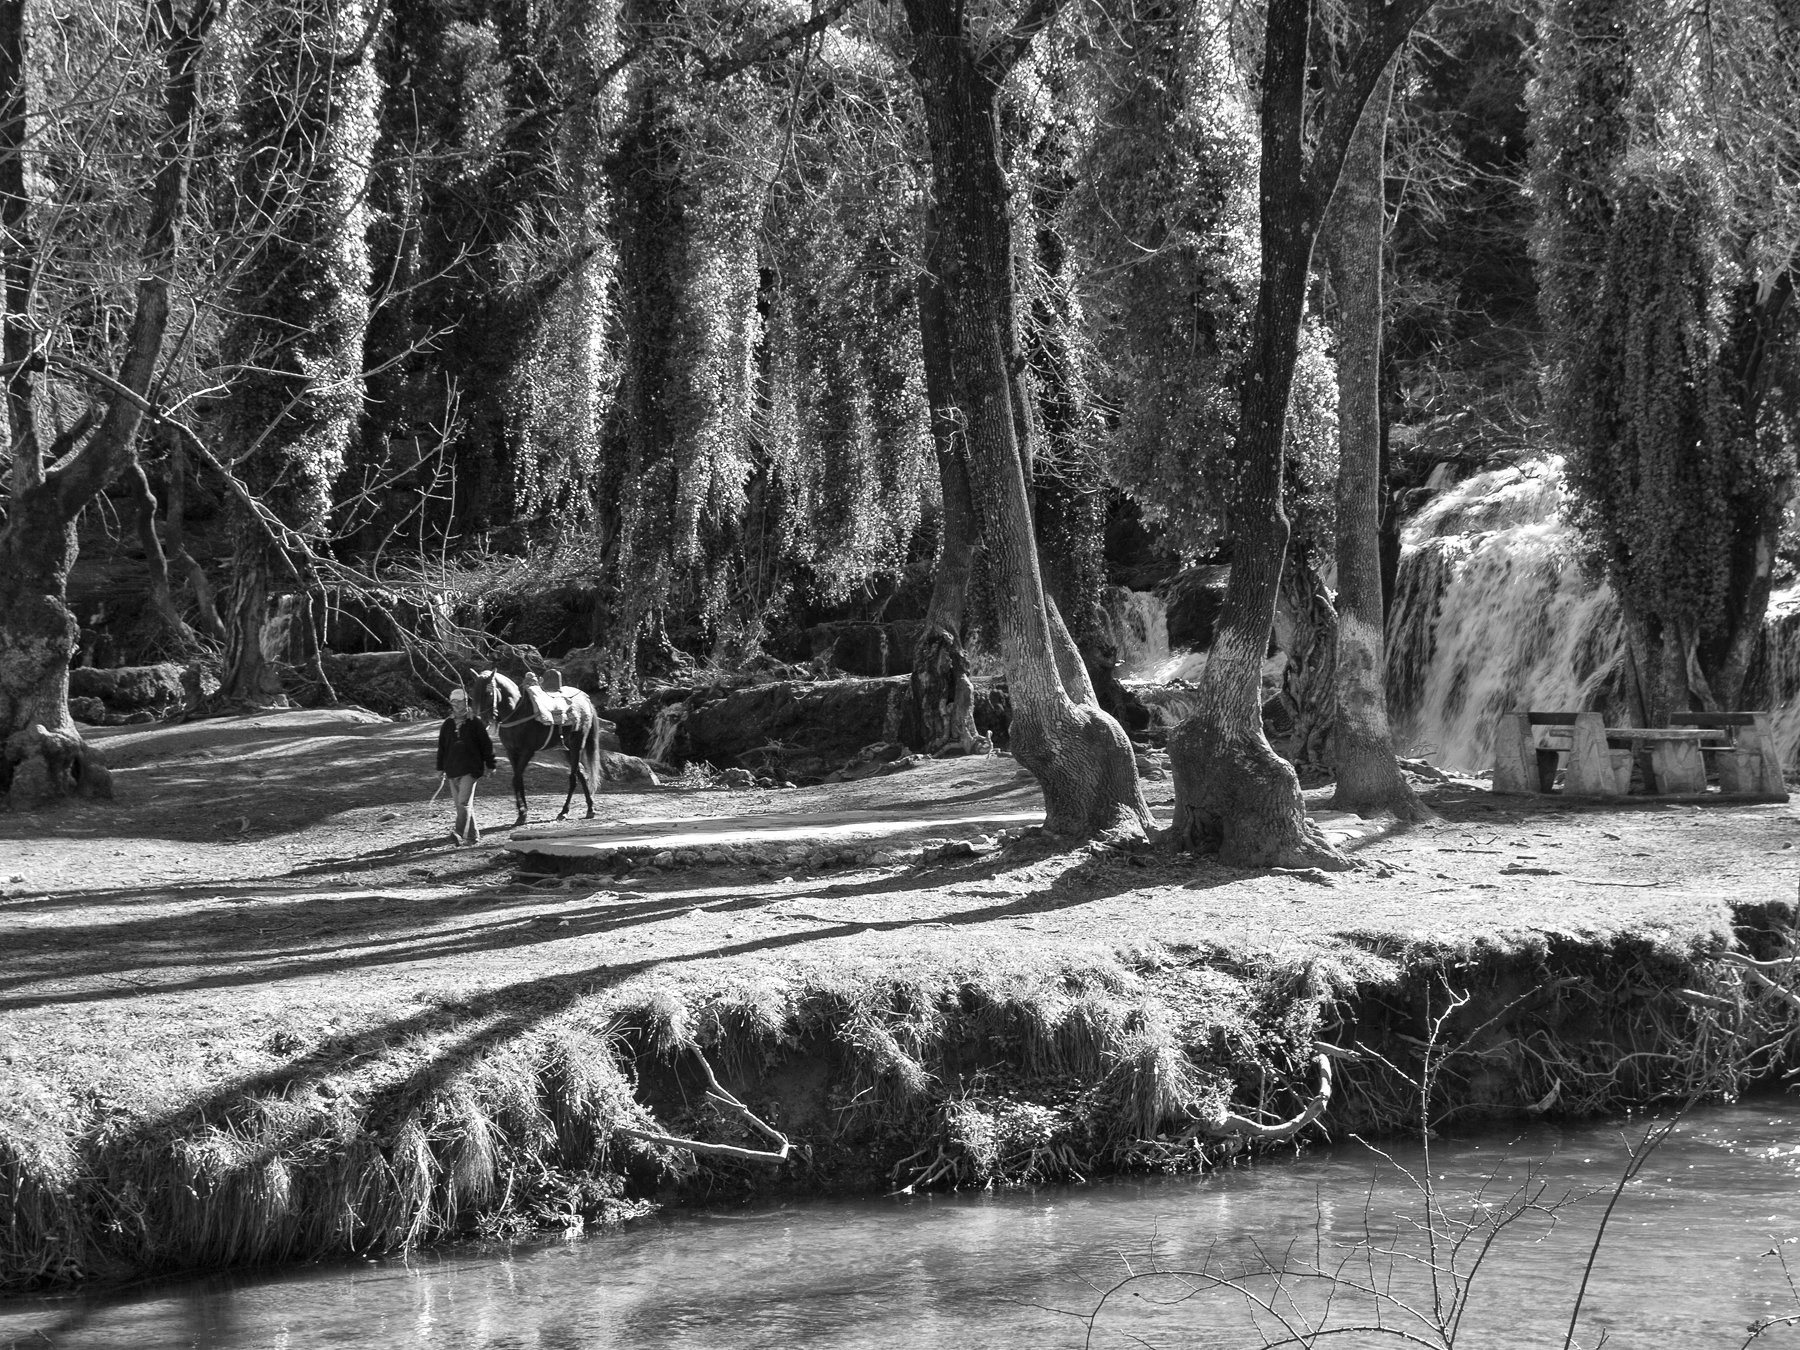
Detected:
[2,718,644,846]
[0,843,1229,1017]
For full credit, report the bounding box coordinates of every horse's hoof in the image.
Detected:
[514,816,527,829]
[556,811,569,821]
[585,809,596,820]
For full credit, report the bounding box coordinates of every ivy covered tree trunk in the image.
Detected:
[1531,0,1798,724]
[1274,556,1337,770]
[0,0,214,808]
[1319,62,1425,818]
[1167,0,1430,867]
[1024,148,1146,734]
[903,0,1148,840]
[221,0,379,703]
[912,213,983,754]
[125,459,201,657]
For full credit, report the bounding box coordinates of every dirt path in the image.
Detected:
[2,709,1794,1126]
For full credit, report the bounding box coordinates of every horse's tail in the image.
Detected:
[582,709,604,783]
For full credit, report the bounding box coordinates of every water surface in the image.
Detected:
[7,1100,1800,1349]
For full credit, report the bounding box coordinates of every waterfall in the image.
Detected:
[1090,457,1799,775]
[1099,587,1173,680]
[1385,458,1627,772]
[647,702,686,763]
[1762,586,1800,771]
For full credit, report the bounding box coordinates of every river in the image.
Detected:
[6,1099,1800,1349]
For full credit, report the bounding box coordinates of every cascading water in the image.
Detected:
[1099,586,1210,686]
[1385,457,1627,772]
[1098,587,1172,680]
[1759,585,1800,771]
[646,702,686,764]
[1092,458,1798,774]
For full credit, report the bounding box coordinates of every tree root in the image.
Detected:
[616,1050,791,1166]
[1185,1053,1334,1141]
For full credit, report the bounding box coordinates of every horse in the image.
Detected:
[467,669,602,827]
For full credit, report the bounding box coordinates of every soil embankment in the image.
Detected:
[2,709,1797,1292]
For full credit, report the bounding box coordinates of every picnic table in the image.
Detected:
[1492,711,1788,801]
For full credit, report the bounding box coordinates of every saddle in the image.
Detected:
[520,670,580,727]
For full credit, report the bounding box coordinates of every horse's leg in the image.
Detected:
[557,731,578,820]
[577,722,598,819]
[558,726,596,820]
[511,747,530,828]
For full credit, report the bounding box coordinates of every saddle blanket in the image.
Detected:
[526,689,581,726]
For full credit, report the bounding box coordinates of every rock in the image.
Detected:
[651,851,675,868]
[924,840,979,863]
[5,754,53,811]
[629,675,1010,781]
[598,750,658,786]
[68,697,109,726]
[719,768,757,789]
[69,663,186,715]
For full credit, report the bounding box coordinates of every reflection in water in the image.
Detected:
[5,1101,1800,1349]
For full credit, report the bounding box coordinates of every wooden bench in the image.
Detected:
[1493,711,1787,801]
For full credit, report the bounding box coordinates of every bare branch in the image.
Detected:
[617,1049,792,1166]
[1188,1053,1334,1141]
[978,0,1066,80]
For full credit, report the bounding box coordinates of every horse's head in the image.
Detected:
[467,669,520,725]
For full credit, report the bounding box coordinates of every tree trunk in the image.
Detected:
[912,207,983,753]
[1319,62,1426,819]
[161,426,226,641]
[1167,0,1430,867]
[0,495,93,807]
[126,459,201,656]
[0,0,38,495]
[0,0,216,805]
[903,0,1148,840]
[1168,0,1336,867]
[1708,273,1797,709]
[222,541,283,704]
[1275,554,1337,771]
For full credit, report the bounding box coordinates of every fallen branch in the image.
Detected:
[1673,988,1738,1012]
[1741,968,1800,1014]
[1187,1053,1333,1141]
[618,1048,792,1166]
[1719,952,1800,973]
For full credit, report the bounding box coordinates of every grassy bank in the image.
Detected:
[3,713,1798,1291]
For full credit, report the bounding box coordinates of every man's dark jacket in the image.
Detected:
[437,718,497,778]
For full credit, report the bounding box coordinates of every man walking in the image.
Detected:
[436,688,497,845]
